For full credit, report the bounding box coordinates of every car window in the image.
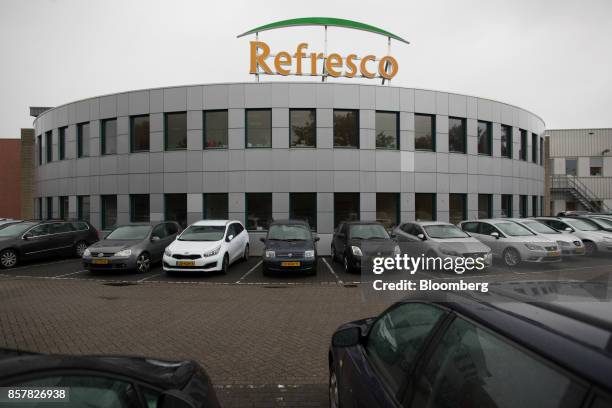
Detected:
[50,222,74,234]
[71,221,89,231]
[365,303,446,395]
[592,217,612,228]
[521,220,560,234]
[28,224,52,237]
[338,223,346,236]
[479,223,499,236]
[415,317,587,408]
[566,219,600,232]
[106,225,152,240]
[267,224,311,240]
[165,222,179,236]
[349,224,390,239]
[461,222,479,234]
[226,223,236,238]
[234,223,244,235]
[152,223,168,239]
[496,222,535,237]
[548,220,569,231]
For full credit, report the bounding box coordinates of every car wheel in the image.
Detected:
[503,247,521,267]
[221,254,229,275]
[583,241,596,256]
[242,244,249,262]
[74,241,89,257]
[136,252,151,274]
[329,365,340,408]
[0,249,18,269]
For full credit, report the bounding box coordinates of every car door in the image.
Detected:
[161,222,179,258]
[20,223,53,260]
[234,222,247,254]
[49,222,77,255]
[226,223,241,262]
[149,223,169,261]
[478,223,505,256]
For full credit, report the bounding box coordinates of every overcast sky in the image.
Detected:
[1,0,611,138]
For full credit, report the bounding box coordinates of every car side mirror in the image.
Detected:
[226,234,234,242]
[417,233,426,241]
[259,237,266,243]
[314,236,320,242]
[564,227,573,232]
[336,233,345,239]
[332,326,361,348]
[22,233,31,240]
[151,236,160,242]
[158,390,196,408]
[389,233,396,239]
[491,232,500,239]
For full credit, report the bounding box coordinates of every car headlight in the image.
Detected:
[351,246,363,256]
[394,245,401,256]
[556,240,570,247]
[203,246,221,257]
[164,248,172,257]
[114,249,132,257]
[83,248,90,257]
[440,247,460,256]
[524,243,543,251]
[304,250,315,259]
[265,250,275,259]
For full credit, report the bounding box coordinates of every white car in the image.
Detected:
[163,220,249,274]
[534,217,612,256]
[508,218,585,257]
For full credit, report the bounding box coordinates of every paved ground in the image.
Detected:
[1,254,611,406]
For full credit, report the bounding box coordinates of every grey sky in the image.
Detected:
[1,0,611,138]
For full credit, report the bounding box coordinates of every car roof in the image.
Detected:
[190,219,237,226]
[407,221,455,227]
[269,219,310,226]
[343,221,384,226]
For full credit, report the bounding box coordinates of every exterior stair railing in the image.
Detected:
[551,174,610,213]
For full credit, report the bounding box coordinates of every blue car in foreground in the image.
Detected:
[329,281,612,408]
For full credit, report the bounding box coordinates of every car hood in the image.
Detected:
[430,238,491,253]
[263,239,314,251]
[168,239,221,255]
[88,240,141,253]
[538,233,580,243]
[501,235,556,245]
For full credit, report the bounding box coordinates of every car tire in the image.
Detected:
[136,252,151,274]
[583,240,596,256]
[329,364,340,408]
[0,249,18,269]
[503,247,521,267]
[74,241,89,258]
[220,254,229,275]
[242,244,249,262]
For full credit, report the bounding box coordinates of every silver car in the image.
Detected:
[508,218,585,257]
[459,219,561,267]
[533,217,612,256]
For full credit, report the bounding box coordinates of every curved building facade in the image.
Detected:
[33,82,545,254]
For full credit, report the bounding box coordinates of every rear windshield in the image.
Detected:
[179,225,225,241]
[267,224,311,240]
[0,223,35,237]
[521,220,560,234]
[567,219,600,231]
[424,225,469,239]
[348,224,389,240]
[496,222,535,237]
[105,225,152,240]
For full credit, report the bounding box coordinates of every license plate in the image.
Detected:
[575,247,585,253]
[92,259,109,265]
[547,251,560,257]
[281,261,301,267]
[177,261,195,267]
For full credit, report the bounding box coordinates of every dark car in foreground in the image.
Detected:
[0,220,98,269]
[328,281,612,408]
[331,221,400,273]
[261,219,319,276]
[0,349,220,408]
[83,222,180,273]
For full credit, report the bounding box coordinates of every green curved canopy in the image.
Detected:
[237,17,409,44]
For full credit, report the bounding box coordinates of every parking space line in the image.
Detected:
[236,260,263,283]
[52,270,88,278]
[8,259,79,271]
[322,258,343,285]
[138,273,161,283]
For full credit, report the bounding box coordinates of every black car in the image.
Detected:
[329,282,612,408]
[0,348,220,408]
[0,220,98,269]
[331,221,400,273]
[260,219,319,276]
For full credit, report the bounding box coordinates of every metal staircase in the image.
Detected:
[551,175,610,212]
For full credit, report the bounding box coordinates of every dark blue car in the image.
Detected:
[329,282,612,408]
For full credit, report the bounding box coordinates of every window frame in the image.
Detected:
[129,194,150,223]
[478,194,493,219]
[130,114,150,153]
[532,132,538,163]
[500,124,513,159]
[245,192,273,231]
[477,120,492,156]
[37,135,42,166]
[415,193,437,221]
[59,196,69,219]
[100,118,117,156]
[203,193,229,219]
[414,113,436,152]
[519,129,528,161]
[334,192,360,228]
[448,116,466,154]
[376,192,400,229]
[100,195,117,230]
[164,111,188,151]
[45,197,53,219]
[501,194,513,218]
[375,110,400,150]
[449,193,467,225]
[58,126,67,160]
[289,108,317,148]
[333,109,360,149]
[289,192,317,230]
[245,108,272,149]
[45,130,53,163]
[77,122,90,158]
[203,109,229,149]
[77,195,90,222]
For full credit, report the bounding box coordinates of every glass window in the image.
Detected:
[46,197,53,219]
[59,196,69,219]
[246,193,272,230]
[130,115,150,152]
[532,132,538,163]
[37,135,42,165]
[268,224,312,240]
[203,193,228,219]
[246,109,271,148]
[461,221,479,234]
[501,124,512,158]
[349,223,389,239]
[539,137,544,166]
[478,194,492,219]
[375,111,398,149]
[425,224,469,239]
[520,129,528,161]
[477,121,492,155]
[590,157,603,176]
[448,117,466,153]
[59,127,67,160]
[36,197,42,219]
[415,113,435,151]
[78,196,90,222]
[415,193,436,221]
[77,122,90,158]
[520,195,528,218]
[376,193,399,229]
[366,303,446,394]
[449,193,466,225]
[101,195,117,230]
[101,118,117,155]
[334,193,360,228]
[130,194,150,222]
[165,112,187,150]
[107,225,152,240]
[532,196,538,217]
[164,193,187,228]
[290,193,317,230]
[333,109,359,148]
[290,109,316,148]
[201,110,228,149]
[565,158,577,176]
[45,130,52,162]
[501,194,513,218]
[29,223,51,237]
[51,222,72,235]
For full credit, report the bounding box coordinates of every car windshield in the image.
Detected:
[105,225,152,240]
[567,219,600,231]
[521,220,560,234]
[591,217,612,228]
[0,223,34,237]
[424,225,469,239]
[179,225,225,241]
[496,222,535,237]
[267,224,311,240]
[349,224,389,240]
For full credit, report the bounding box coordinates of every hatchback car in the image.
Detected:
[459,219,560,267]
[261,219,319,276]
[508,218,585,257]
[331,221,400,274]
[534,217,612,255]
[329,281,612,408]
[0,220,98,269]
[82,222,181,273]
[572,215,612,233]
[163,220,249,274]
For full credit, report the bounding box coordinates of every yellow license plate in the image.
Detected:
[548,251,560,257]
[575,247,585,253]
[177,261,195,267]
[92,259,109,265]
[281,261,301,267]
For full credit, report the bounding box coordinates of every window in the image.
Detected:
[366,303,446,394]
[290,193,317,229]
[375,111,398,150]
[101,195,117,229]
[334,193,359,228]
[565,158,577,176]
[46,197,53,219]
[59,196,69,219]
[449,193,467,225]
[501,194,513,218]
[501,124,512,158]
[165,112,187,150]
[415,114,435,151]
[532,133,538,163]
[246,109,272,148]
[415,193,436,221]
[130,194,150,222]
[37,135,42,165]
[376,193,399,229]
[333,109,359,148]
[290,109,316,148]
[590,157,603,176]
[477,121,492,155]
[77,196,90,222]
[532,196,538,217]
[519,129,528,161]
[77,122,90,158]
[416,317,587,408]
[203,193,228,219]
[539,137,544,166]
[448,117,466,153]
[164,193,187,228]
[520,195,528,218]
[59,127,67,160]
[246,193,272,230]
[130,115,150,152]
[204,110,228,149]
[101,118,117,155]
[45,130,52,162]
[36,197,42,219]
[478,194,492,219]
